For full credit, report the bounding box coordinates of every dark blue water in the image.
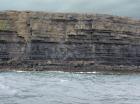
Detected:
[0,71,140,104]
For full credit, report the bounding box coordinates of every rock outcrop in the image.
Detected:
[0,11,140,72]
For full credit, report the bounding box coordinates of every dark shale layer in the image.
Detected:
[0,11,140,72]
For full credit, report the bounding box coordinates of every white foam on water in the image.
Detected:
[86,72,97,74]
[77,71,98,74]
[47,71,66,73]
[14,70,27,73]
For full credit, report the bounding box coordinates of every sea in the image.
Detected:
[0,71,140,104]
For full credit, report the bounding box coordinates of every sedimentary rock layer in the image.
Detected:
[0,11,140,72]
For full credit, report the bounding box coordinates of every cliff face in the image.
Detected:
[0,11,140,71]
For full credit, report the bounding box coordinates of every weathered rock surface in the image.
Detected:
[0,11,140,72]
